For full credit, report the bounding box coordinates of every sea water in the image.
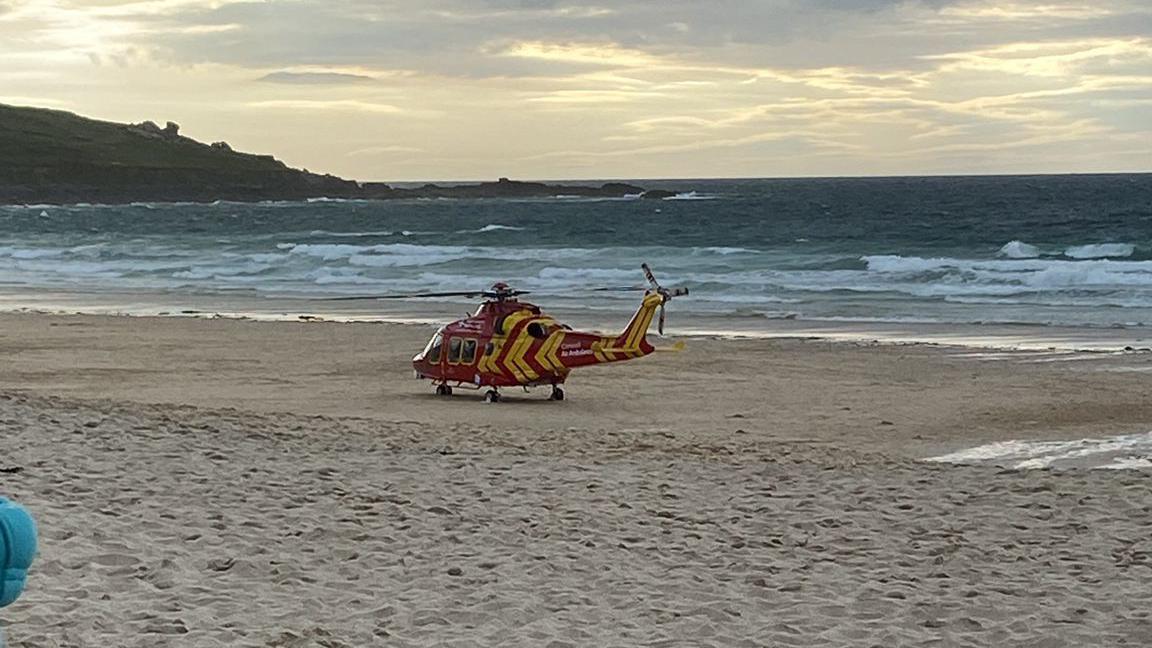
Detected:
[1,174,1150,334]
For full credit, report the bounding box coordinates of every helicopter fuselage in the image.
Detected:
[413,292,664,390]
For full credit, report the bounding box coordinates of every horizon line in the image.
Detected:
[375,170,1152,185]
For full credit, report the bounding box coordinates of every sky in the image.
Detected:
[1,0,1150,181]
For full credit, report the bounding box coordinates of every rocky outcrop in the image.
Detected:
[129,120,181,140]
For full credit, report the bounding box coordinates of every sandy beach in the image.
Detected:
[2,312,1151,646]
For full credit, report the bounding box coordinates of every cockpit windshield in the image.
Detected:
[415,328,445,363]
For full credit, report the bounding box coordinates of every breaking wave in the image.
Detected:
[1064,243,1135,259]
[462,224,527,233]
[998,240,1040,259]
[1,178,1150,328]
[996,240,1137,260]
[663,191,716,201]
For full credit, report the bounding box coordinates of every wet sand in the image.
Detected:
[1,312,1151,646]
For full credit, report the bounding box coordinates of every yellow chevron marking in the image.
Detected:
[623,313,641,350]
[479,339,501,374]
[479,310,531,377]
[626,307,653,350]
[500,354,526,382]
[535,331,563,373]
[503,324,539,382]
[550,336,568,374]
[499,311,533,337]
[514,336,539,381]
[605,336,621,361]
[625,294,661,350]
[500,335,529,382]
[600,347,645,357]
[591,340,608,363]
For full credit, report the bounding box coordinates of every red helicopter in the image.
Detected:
[345,264,687,402]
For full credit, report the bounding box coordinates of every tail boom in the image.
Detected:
[612,291,664,355]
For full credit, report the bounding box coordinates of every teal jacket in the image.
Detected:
[0,497,36,608]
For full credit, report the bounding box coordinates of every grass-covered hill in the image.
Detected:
[0,103,361,204]
[0,103,672,204]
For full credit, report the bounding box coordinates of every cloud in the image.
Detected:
[2,0,1149,179]
[497,40,659,68]
[926,37,1152,78]
[259,71,376,85]
[247,99,406,114]
[527,89,666,104]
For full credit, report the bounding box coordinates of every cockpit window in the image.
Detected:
[419,329,444,363]
[448,337,462,363]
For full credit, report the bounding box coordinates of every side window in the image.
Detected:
[461,339,477,364]
[448,337,462,363]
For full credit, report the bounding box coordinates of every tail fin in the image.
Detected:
[614,291,664,353]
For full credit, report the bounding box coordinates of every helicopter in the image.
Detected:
[338,264,687,402]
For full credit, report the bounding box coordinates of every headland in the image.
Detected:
[0,103,677,205]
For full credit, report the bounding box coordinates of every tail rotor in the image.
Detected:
[640,263,688,335]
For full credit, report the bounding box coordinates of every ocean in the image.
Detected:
[2,174,1151,340]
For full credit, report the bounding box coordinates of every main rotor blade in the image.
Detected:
[324,289,532,301]
[658,303,666,336]
[324,290,485,301]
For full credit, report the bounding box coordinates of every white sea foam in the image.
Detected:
[3,216,1152,331]
[1102,456,1152,470]
[309,230,396,238]
[171,262,273,280]
[537,267,638,282]
[692,246,759,255]
[0,246,66,260]
[548,192,637,201]
[663,191,716,200]
[927,431,1152,470]
[304,197,366,204]
[285,243,385,260]
[1064,243,1135,259]
[998,240,1040,259]
[284,242,474,262]
[462,224,527,233]
[863,255,1152,288]
[347,252,463,268]
[309,267,392,285]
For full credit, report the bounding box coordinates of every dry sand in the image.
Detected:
[1,312,1151,646]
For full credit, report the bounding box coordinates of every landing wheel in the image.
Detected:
[549,386,565,401]
[484,389,501,403]
[435,384,453,396]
